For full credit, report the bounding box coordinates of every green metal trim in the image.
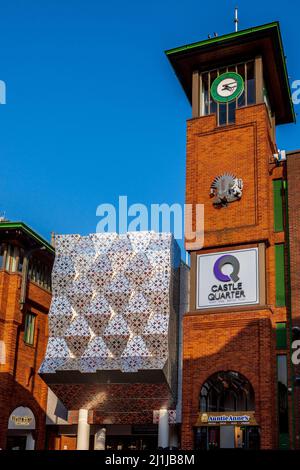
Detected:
[275,244,286,307]
[276,322,287,349]
[284,180,296,449]
[0,222,54,254]
[275,25,296,123]
[165,21,296,123]
[165,22,279,55]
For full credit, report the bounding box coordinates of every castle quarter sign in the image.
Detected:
[197,248,259,309]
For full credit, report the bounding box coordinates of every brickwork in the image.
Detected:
[181,311,276,449]
[182,104,289,449]
[287,151,300,449]
[0,267,52,449]
[185,104,277,249]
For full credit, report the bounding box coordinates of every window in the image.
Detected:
[11,246,19,272]
[17,249,24,272]
[200,60,256,126]
[263,83,272,119]
[273,180,284,232]
[276,323,287,349]
[275,244,286,307]
[5,244,11,271]
[247,61,255,105]
[28,258,51,291]
[200,370,255,412]
[0,244,4,268]
[24,312,36,346]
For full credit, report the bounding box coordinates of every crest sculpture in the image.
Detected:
[210,173,243,207]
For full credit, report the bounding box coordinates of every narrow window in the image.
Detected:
[0,244,4,268]
[219,103,227,126]
[247,61,255,105]
[18,249,24,272]
[24,312,36,346]
[5,245,11,271]
[202,72,209,115]
[237,63,246,107]
[11,246,19,272]
[210,69,218,116]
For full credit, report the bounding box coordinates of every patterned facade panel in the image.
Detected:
[40,231,180,377]
[153,410,176,425]
[51,383,174,412]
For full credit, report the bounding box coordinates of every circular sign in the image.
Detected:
[211,72,244,103]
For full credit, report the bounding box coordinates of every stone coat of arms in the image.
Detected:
[210,173,243,207]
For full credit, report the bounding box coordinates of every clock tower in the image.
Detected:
[166,22,296,449]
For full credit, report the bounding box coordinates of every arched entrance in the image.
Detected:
[195,371,260,449]
[7,406,36,450]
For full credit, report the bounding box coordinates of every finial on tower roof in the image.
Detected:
[234,7,239,32]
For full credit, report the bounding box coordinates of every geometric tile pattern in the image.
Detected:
[153,409,176,424]
[50,383,174,412]
[40,231,181,375]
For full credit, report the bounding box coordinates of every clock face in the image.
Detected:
[211,72,244,103]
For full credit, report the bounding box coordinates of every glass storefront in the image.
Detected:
[195,426,260,450]
[106,435,157,451]
[6,436,27,450]
[196,371,259,449]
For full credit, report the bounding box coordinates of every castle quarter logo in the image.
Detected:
[209,254,244,303]
[197,248,259,309]
[213,254,240,282]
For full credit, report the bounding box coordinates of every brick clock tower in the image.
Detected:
[166,22,296,449]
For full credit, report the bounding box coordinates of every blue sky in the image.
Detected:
[1,0,300,253]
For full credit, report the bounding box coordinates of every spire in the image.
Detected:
[234,7,239,32]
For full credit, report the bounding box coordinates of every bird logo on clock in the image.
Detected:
[211,72,244,103]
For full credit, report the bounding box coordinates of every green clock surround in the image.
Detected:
[211,72,244,104]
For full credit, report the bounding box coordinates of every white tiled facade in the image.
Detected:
[40,231,180,377]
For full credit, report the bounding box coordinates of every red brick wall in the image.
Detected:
[182,104,289,449]
[185,104,277,248]
[181,311,276,449]
[0,270,51,449]
[287,151,300,449]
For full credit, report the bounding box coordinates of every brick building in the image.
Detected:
[286,150,300,449]
[0,221,54,450]
[7,20,298,451]
[166,22,297,449]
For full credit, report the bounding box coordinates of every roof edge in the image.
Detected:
[0,221,55,254]
[165,22,280,56]
[165,21,295,124]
